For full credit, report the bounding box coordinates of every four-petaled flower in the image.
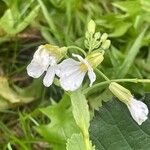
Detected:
[127,98,148,125]
[56,54,96,91]
[27,45,57,87]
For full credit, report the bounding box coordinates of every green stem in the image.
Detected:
[29,116,39,126]
[82,126,91,150]
[67,46,86,56]
[85,136,91,150]
[95,68,110,81]
[83,78,150,94]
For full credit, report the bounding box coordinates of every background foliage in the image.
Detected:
[0,0,150,149]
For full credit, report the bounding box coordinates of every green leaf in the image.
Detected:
[70,90,94,150]
[0,78,43,109]
[0,77,20,103]
[108,46,124,67]
[88,89,112,111]
[13,79,43,103]
[0,2,39,34]
[14,5,40,34]
[90,95,150,150]
[67,133,95,150]
[37,0,56,31]
[141,0,150,13]
[66,133,86,150]
[70,90,90,130]
[0,9,14,32]
[112,1,141,16]
[109,22,132,37]
[0,97,10,110]
[0,77,34,104]
[116,27,148,78]
[36,94,80,150]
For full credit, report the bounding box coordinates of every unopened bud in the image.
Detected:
[87,20,96,34]
[85,32,90,39]
[86,51,104,68]
[100,33,108,43]
[94,32,101,40]
[101,40,111,50]
[109,82,133,104]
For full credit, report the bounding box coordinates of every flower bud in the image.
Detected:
[127,98,148,125]
[109,82,132,104]
[87,20,96,34]
[100,33,108,43]
[85,32,90,39]
[86,51,104,68]
[94,32,101,40]
[109,82,149,125]
[101,40,111,50]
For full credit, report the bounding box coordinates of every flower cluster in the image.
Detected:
[27,21,110,91]
[27,44,104,91]
[84,20,111,52]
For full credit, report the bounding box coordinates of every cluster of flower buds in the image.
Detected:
[84,20,111,52]
[109,82,149,125]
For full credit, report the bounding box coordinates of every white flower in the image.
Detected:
[56,53,96,91]
[127,98,149,125]
[27,45,57,87]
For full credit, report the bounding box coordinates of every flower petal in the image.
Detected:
[56,58,81,77]
[33,46,50,66]
[72,53,90,68]
[88,68,96,86]
[33,46,43,59]
[27,60,45,78]
[43,66,55,87]
[60,69,86,91]
[72,53,85,63]
[72,53,96,86]
[57,55,96,91]
[27,46,56,78]
[127,98,149,125]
